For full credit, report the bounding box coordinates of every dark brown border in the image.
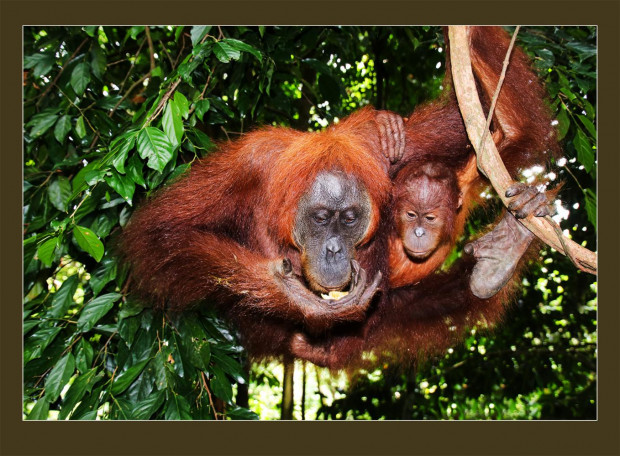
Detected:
[2,1,618,456]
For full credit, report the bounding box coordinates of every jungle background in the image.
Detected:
[22,26,597,420]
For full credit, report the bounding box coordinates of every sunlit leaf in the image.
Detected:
[24,53,55,78]
[77,292,121,333]
[75,116,87,138]
[47,176,72,212]
[71,62,91,96]
[111,133,137,174]
[37,237,58,267]
[222,38,262,62]
[165,394,192,420]
[72,225,104,262]
[132,390,165,419]
[24,326,62,364]
[26,398,50,420]
[59,369,102,419]
[50,274,79,317]
[137,127,174,172]
[45,353,76,402]
[190,26,211,46]
[574,129,594,172]
[111,359,150,395]
[105,169,135,203]
[54,115,72,143]
[194,99,210,122]
[174,92,189,120]
[27,109,59,138]
[584,188,596,229]
[90,46,107,79]
[213,41,241,63]
[163,99,183,147]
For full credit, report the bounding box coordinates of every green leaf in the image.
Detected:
[90,210,118,238]
[27,110,59,138]
[37,237,58,267]
[209,366,233,403]
[137,127,174,173]
[163,99,183,147]
[555,109,570,141]
[111,359,150,395]
[119,316,141,345]
[213,41,241,63]
[71,62,91,96]
[24,320,39,334]
[24,326,62,364]
[83,26,97,36]
[584,188,596,229]
[75,116,87,138]
[83,168,107,186]
[111,133,137,173]
[222,38,262,62]
[565,41,596,61]
[89,256,117,297]
[166,163,190,184]
[189,339,211,370]
[44,353,76,402]
[47,176,72,212]
[71,162,97,194]
[128,26,145,40]
[90,46,107,79]
[132,390,165,419]
[227,406,259,420]
[26,397,50,420]
[127,153,146,188]
[194,99,210,122]
[190,26,211,46]
[574,129,594,173]
[105,170,135,203]
[165,394,192,420]
[73,225,104,262]
[119,300,145,320]
[77,292,121,333]
[211,351,245,382]
[577,114,596,139]
[187,128,215,151]
[24,53,55,78]
[74,338,94,374]
[534,48,555,71]
[50,274,79,318]
[174,92,189,119]
[54,115,72,143]
[59,369,102,419]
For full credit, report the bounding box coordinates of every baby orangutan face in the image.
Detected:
[395,172,462,260]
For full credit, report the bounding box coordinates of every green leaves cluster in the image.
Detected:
[24,25,272,421]
[517,26,597,228]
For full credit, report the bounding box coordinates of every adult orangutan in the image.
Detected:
[120,107,403,358]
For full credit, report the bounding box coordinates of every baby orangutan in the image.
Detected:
[388,158,479,289]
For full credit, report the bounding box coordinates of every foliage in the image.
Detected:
[23,26,596,420]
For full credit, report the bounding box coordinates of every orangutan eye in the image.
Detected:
[313,210,330,225]
[425,214,436,221]
[341,209,358,226]
[406,211,417,219]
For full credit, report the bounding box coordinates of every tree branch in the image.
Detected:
[448,26,596,275]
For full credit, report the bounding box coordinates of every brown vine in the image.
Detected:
[448,26,596,274]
